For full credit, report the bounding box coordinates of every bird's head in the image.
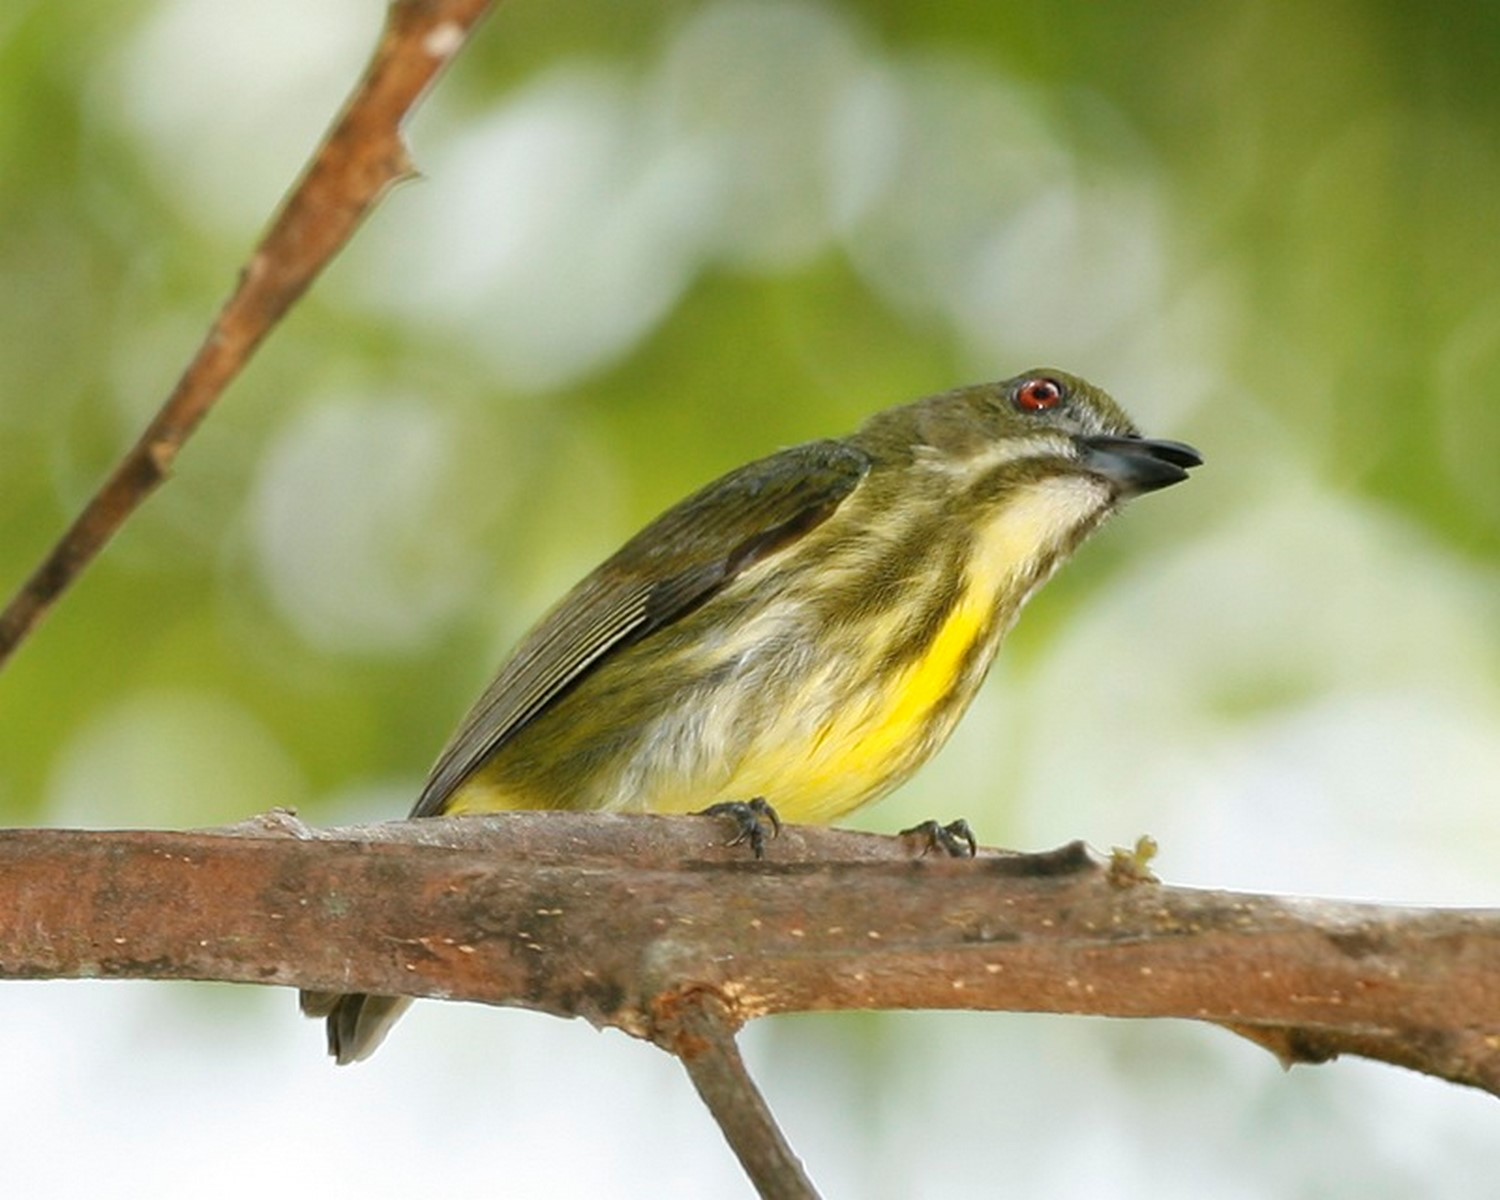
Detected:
[858,368,1202,500]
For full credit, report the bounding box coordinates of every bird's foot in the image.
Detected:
[900,818,977,858]
[697,797,782,859]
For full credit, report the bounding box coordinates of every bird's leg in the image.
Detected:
[899,817,977,858]
[696,797,783,859]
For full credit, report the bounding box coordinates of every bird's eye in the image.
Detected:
[1015,377,1064,412]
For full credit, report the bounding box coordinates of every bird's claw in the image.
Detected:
[900,817,978,858]
[697,797,782,858]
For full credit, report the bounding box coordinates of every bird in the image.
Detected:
[301,369,1201,1062]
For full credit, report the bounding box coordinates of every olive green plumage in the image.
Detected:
[303,369,1200,1062]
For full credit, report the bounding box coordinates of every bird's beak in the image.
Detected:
[1077,434,1203,496]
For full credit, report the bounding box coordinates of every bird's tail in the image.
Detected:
[299,990,413,1065]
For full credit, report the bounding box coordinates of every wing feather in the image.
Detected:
[411,439,871,816]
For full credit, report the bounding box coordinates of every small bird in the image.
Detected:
[302,369,1201,1062]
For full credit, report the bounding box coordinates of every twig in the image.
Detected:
[662,990,820,1200]
[0,0,495,671]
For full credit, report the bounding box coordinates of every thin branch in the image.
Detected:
[662,990,821,1200]
[0,0,496,671]
[1,812,1497,1096]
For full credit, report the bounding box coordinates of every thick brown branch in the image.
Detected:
[0,0,495,670]
[0,813,1497,1096]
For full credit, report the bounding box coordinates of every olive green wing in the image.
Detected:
[410,438,872,817]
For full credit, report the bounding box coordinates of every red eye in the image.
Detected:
[1015,377,1064,411]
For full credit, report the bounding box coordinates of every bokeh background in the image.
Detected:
[3,0,1500,1195]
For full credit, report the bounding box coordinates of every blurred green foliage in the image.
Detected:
[3,4,1499,1197]
[3,0,1499,823]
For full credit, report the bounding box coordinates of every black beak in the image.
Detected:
[1077,435,1203,496]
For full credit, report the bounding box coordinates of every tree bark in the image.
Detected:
[1,811,1495,1096]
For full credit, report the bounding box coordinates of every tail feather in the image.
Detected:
[299,990,413,1065]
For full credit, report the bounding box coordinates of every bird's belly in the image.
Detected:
[707,596,995,822]
[447,576,1004,823]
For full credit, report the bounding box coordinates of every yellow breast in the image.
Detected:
[709,475,1113,821]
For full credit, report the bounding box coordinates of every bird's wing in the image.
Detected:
[410,439,872,816]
